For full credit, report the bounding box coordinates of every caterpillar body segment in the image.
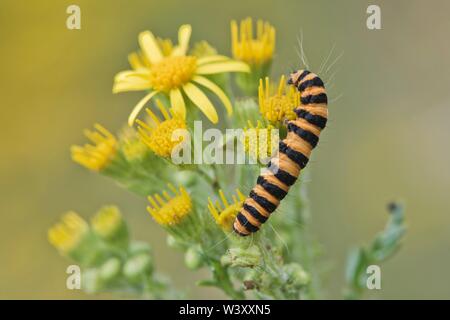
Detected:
[233,70,328,236]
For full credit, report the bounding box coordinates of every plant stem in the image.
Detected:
[196,165,220,193]
[210,260,244,300]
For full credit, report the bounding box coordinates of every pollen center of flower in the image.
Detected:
[266,95,295,120]
[259,76,300,123]
[71,124,117,172]
[149,56,197,92]
[260,95,296,123]
[147,186,192,226]
[148,118,186,157]
[158,196,191,225]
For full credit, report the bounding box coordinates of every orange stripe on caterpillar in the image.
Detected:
[233,69,328,236]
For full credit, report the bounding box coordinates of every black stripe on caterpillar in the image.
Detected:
[233,69,328,236]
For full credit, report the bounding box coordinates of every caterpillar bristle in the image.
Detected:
[233,69,329,236]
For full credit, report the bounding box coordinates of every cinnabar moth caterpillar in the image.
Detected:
[233,69,328,236]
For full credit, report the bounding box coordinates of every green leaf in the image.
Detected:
[344,202,406,299]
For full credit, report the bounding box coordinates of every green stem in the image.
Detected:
[195,165,220,193]
[210,260,244,300]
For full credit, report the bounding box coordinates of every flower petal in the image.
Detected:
[197,55,231,65]
[113,81,151,93]
[183,82,218,124]
[196,61,250,74]
[172,24,192,57]
[128,52,144,70]
[139,31,163,64]
[114,70,149,82]
[170,88,186,119]
[192,75,233,116]
[128,91,159,126]
[113,69,152,93]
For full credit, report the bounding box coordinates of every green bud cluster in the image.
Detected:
[51,206,178,298]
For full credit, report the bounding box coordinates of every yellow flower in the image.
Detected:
[231,18,275,66]
[71,124,117,171]
[91,206,124,240]
[208,189,245,231]
[157,37,174,56]
[242,120,279,160]
[259,75,300,123]
[48,212,89,255]
[137,100,187,158]
[147,184,192,226]
[119,126,148,162]
[113,24,250,125]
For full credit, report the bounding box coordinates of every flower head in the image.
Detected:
[221,245,261,268]
[231,18,275,66]
[147,184,192,226]
[48,212,89,255]
[91,206,126,241]
[71,124,117,171]
[149,56,197,92]
[242,120,279,161]
[259,75,300,123]
[208,189,245,231]
[113,24,250,125]
[137,100,187,158]
[119,126,149,162]
[157,37,175,56]
[123,254,153,283]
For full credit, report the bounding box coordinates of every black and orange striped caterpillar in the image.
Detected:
[233,69,328,236]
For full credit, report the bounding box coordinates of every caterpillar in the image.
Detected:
[233,69,328,236]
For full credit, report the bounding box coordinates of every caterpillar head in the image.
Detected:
[287,69,306,87]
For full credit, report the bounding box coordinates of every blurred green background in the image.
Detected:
[1,0,449,299]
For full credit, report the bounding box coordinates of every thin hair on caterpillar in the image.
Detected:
[270,206,307,228]
[323,50,343,78]
[233,69,329,236]
[318,42,336,75]
[289,33,342,96]
[266,188,310,227]
[319,51,342,103]
[296,29,310,70]
[205,227,234,253]
[267,222,290,254]
[289,43,339,122]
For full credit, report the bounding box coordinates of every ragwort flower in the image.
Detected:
[113,25,250,125]
[137,100,187,158]
[208,189,245,231]
[71,124,117,171]
[259,75,300,123]
[147,184,192,226]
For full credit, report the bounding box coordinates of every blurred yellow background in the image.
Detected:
[1,0,449,299]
